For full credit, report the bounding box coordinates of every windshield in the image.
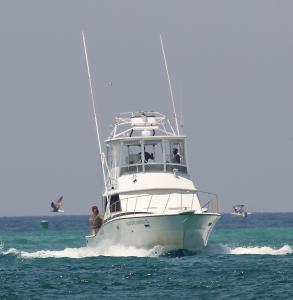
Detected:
[107,138,187,176]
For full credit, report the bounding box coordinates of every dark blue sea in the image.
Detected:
[1,213,293,299]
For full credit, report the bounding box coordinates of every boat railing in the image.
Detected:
[196,191,219,214]
[165,164,187,174]
[120,163,187,175]
[108,190,219,218]
[120,164,144,175]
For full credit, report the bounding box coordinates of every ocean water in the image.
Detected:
[0,213,293,299]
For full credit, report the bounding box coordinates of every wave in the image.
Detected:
[1,242,292,258]
[0,240,4,251]
[208,244,292,255]
[0,243,169,259]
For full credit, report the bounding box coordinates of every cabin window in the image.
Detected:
[105,142,121,185]
[165,140,185,164]
[143,140,164,172]
[106,144,112,168]
[165,139,187,173]
[117,138,187,175]
[110,194,121,212]
[120,140,143,174]
[104,194,121,212]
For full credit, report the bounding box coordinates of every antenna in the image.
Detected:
[160,34,180,135]
[81,31,109,209]
[179,88,184,131]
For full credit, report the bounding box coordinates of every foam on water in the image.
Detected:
[209,244,293,255]
[0,240,4,251]
[228,244,292,255]
[1,242,292,258]
[0,243,168,259]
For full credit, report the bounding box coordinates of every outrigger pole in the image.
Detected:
[82,31,109,210]
[160,34,180,136]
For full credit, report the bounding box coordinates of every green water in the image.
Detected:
[1,214,293,299]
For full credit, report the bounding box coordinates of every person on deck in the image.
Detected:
[144,151,154,163]
[89,206,103,235]
[138,150,154,163]
[172,148,181,164]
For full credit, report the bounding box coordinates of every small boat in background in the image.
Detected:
[231,205,248,217]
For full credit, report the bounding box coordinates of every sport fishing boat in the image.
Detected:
[86,112,220,251]
[82,32,221,252]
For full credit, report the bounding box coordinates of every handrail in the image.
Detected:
[120,163,188,175]
[191,192,194,210]
[117,190,216,201]
[163,193,171,214]
[134,196,138,214]
[107,190,219,219]
[147,195,153,212]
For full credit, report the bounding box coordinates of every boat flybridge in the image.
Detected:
[82,32,221,252]
[85,112,221,251]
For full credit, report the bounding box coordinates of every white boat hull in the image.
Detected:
[86,213,220,252]
[231,212,248,217]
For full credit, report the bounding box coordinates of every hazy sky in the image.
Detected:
[1,0,293,216]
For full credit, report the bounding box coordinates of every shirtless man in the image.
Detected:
[89,206,103,235]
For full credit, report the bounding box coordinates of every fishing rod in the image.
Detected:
[81,31,109,212]
[160,34,180,136]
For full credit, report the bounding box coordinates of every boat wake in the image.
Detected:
[1,242,292,258]
[0,243,170,259]
[0,240,4,251]
[207,244,293,256]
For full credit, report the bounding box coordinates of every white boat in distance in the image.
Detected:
[82,33,221,252]
[231,205,248,218]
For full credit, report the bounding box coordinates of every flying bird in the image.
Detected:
[51,196,64,213]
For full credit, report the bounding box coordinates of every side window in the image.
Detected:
[143,140,164,164]
[121,141,142,166]
[104,194,121,212]
[106,144,112,169]
[165,140,185,165]
[110,194,121,212]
